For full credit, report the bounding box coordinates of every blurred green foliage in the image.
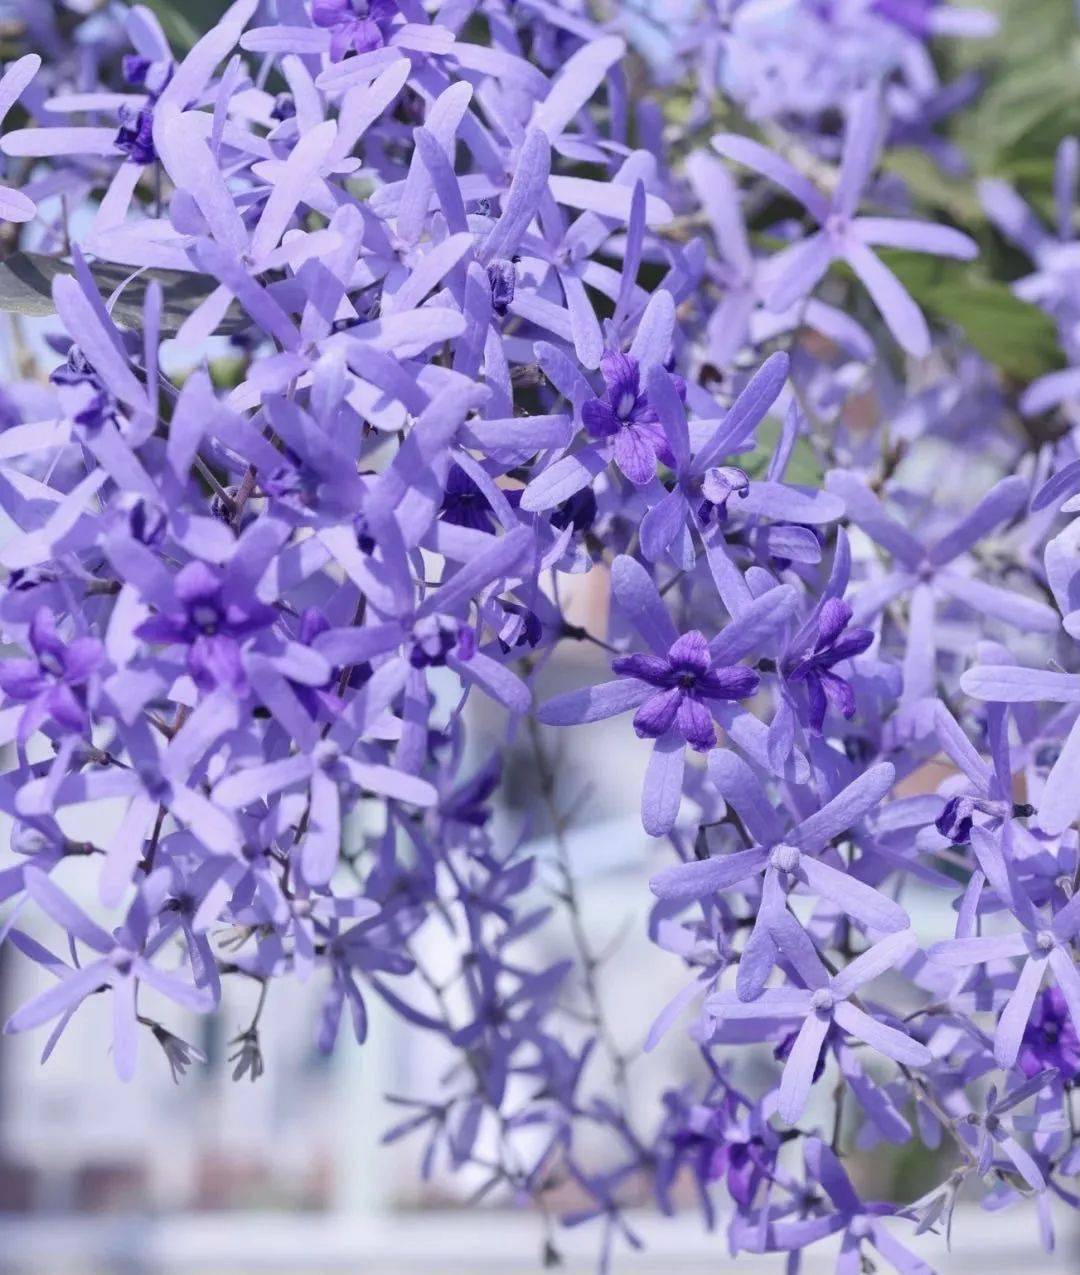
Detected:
[128,0,233,52]
[953,0,1080,194]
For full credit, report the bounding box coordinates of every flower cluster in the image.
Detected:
[0,2,1078,1272]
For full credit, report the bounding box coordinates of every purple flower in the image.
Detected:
[706,932,929,1123]
[652,760,911,999]
[1019,988,1080,1080]
[440,464,499,533]
[955,1072,1053,1190]
[312,0,397,62]
[698,465,751,524]
[961,661,1080,835]
[581,352,678,486]
[715,87,978,355]
[50,346,119,434]
[783,597,874,731]
[0,609,102,743]
[4,869,210,1081]
[539,555,793,835]
[136,560,277,693]
[731,1138,932,1272]
[486,259,517,317]
[2,1,1080,1261]
[114,104,157,165]
[928,829,1080,1070]
[612,631,759,751]
[658,1089,777,1218]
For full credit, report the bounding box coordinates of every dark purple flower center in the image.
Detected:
[410,616,472,669]
[612,632,759,751]
[487,260,517,317]
[115,105,157,165]
[271,93,297,122]
[51,347,119,433]
[190,602,223,635]
[440,465,497,533]
[784,597,873,731]
[36,650,64,678]
[698,465,750,525]
[551,488,597,535]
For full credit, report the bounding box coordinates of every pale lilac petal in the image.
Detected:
[994,1134,1046,1191]
[696,351,790,469]
[853,218,978,260]
[995,956,1047,1069]
[561,270,604,370]
[641,732,685,837]
[413,127,468,233]
[791,764,895,851]
[834,1002,930,1066]
[927,933,1029,965]
[708,584,798,665]
[831,930,918,997]
[24,868,114,953]
[765,233,833,312]
[53,275,148,412]
[712,133,830,221]
[941,574,1060,633]
[1037,713,1080,834]
[777,1012,830,1123]
[960,666,1080,704]
[928,476,1028,566]
[338,759,437,807]
[154,107,248,257]
[844,240,930,357]
[646,365,690,471]
[194,240,302,351]
[799,857,910,933]
[530,36,624,140]
[0,186,36,223]
[706,749,785,844]
[1,128,120,157]
[707,988,811,1019]
[611,554,681,654]
[213,753,314,810]
[1021,367,1080,416]
[979,178,1047,256]
[649,847,768,900]
[640,489,689,563]
[480,129,550,265]
[835,86,883,216]
[547,176,672,225]
[736,482,845,524]
[421,525,532,619]
[628,288,677,373]
[685,150,752,274]
[1049,946,1080,1033]
[824,473,925,567]
[302,768,341,886]
[449,651,531,715]
[520,447,607,512]
[736,920,779,1002]
[5,960,110,1033]
[157,0,259,113]
[537,678,654,726]
[0,54,40,128]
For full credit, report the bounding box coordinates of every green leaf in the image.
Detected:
[126,0,233,53]
[0,251,248,337]
[953,0,1080,173]
[880,149,985,227]
[739,416,823,487]
[877,250,1064,382]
